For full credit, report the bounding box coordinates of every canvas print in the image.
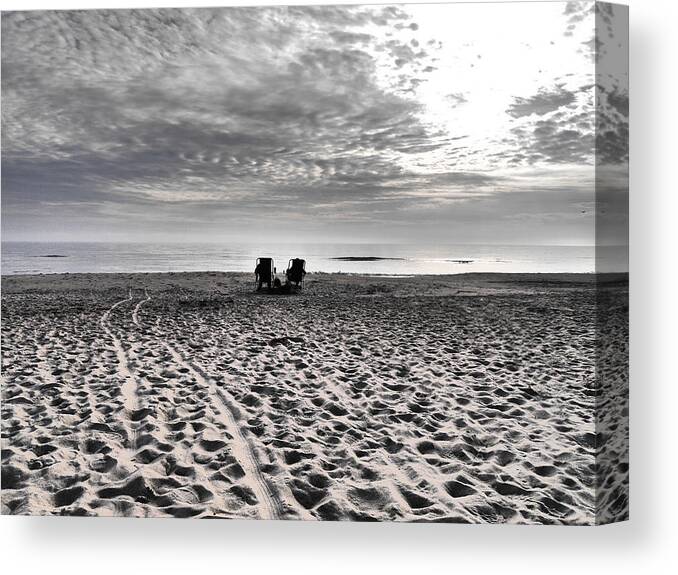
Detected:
[1,2,628,524]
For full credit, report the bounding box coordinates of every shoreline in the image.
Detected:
[1,270,628,280]
[1,271,629,299]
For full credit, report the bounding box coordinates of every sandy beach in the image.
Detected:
[1,272,628,524]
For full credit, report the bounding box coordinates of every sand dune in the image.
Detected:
[1,272,628,523]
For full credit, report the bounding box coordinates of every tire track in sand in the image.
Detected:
[99,289,140,449]
[136,291,297,520]
[161,342,288,520]
[132,290,150,327]
[129,290,313,519]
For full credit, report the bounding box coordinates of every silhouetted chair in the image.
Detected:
[255,257,275,291]
[286,258,306,288]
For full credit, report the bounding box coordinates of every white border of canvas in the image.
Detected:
[0,0,675,573]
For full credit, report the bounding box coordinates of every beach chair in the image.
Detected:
[285,258,306,288]
[255,257,275,291]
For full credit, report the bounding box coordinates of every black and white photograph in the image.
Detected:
[1,1,628,525]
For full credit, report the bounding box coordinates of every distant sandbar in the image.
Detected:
[330,256,405,262]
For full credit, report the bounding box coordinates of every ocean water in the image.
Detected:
[0,242,627,276]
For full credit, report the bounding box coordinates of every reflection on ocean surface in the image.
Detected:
[1,242,628,275]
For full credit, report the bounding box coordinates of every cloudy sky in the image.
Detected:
[1,2,628,245]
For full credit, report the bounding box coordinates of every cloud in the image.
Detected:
[507,87,577,118]
[595,87,628,164]
[1,7,445,213]
[328,31,374,45]
[562,1,593,37]
[1,3,617,244]
[446,93,467,107]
